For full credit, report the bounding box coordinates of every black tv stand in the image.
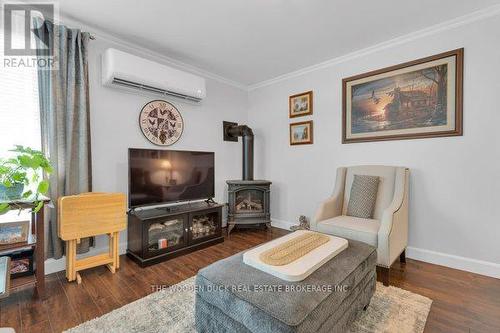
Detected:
[127,202,224,267]
[155,206,172,213]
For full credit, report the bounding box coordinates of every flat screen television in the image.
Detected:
[128,148,215,208]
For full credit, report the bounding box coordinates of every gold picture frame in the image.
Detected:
[290,120,313,145]
[289,91,313,118]
[342,49,463,143]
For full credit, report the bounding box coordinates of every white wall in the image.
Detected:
[88,38,248,250]
[248,14,500,276]
[46,24,248,273]
[47,12,500,278]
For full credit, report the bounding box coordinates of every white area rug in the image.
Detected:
[66,277,432,333]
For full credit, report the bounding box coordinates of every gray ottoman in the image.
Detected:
[195,239,376,333]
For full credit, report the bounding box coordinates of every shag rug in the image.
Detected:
[66,277,432,333]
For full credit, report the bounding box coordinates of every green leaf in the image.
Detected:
[22,190,33,198]
[11,171,26,182]
[43,164,53,174]
[10,146,38,155]
[33,200,44,213]
[2,158,17,168]
[10,145,24,152]
[37,180,49,194]
[2,146,53,214]
[18,155,32,168]
[0,203,10,215]
[31,155,43,169]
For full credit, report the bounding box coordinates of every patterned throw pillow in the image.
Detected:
[346,175,380,219]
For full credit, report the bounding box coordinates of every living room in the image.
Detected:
[0,1,499,332]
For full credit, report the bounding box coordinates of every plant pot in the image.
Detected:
[0,183,25,200]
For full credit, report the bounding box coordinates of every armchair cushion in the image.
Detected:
[346,175,379,219]
[342,166,397,220]
[315,215,380,247]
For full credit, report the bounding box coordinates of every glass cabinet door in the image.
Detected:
[190,210,220,243]
[147,216,186,255]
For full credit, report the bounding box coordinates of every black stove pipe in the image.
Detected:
[226,125,254,180]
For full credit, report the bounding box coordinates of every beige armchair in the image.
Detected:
[311,165,409,286]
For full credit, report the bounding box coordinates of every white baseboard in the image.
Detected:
[271,218,297,231]
[44,223,500,280]
[406,246,500,279]
[45,242,128,275]
[272,218,500,279]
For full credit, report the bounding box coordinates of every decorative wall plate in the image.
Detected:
[139,100,184,146]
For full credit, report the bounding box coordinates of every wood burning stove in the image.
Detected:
[227,180,271,234]
[223,122,272,235]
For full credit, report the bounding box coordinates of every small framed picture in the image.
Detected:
[289,91,313,118]
[0,221,29,245]
[290,121,313,145]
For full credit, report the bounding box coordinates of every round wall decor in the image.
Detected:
[139,100,184,146]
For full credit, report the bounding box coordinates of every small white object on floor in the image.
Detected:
[243,230,348,281]
[290,215,310,231]
[0,328,16,333]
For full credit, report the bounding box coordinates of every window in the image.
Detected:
[0,25,41,157]
[0,25,42,222]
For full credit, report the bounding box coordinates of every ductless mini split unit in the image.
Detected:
[102,48,206,102]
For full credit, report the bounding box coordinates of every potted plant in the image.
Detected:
[0,146,52,214]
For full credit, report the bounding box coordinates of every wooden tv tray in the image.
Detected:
[58,192,126,284]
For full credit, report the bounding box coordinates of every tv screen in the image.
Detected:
[128,148,215,207]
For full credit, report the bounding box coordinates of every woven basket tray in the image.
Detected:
[259,232,330,266]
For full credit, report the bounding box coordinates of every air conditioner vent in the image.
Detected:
[111,78,203,102]
[102,48,206,103]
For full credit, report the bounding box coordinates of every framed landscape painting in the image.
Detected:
[342,49,463,143]
[290,120,313,145]
[289,91,313,118]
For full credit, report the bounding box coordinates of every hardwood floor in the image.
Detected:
[1,227,499,333]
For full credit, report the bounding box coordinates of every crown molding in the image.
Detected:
[57,13,248,91]
[248,4,500,91]
[55,3,500,93]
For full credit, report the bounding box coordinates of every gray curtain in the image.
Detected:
[34,19,93,259]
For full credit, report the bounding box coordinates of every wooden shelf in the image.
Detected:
[0,198,48,299]
[0,234,36,254]
[10,274,35,291]
[0,236,37,296]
